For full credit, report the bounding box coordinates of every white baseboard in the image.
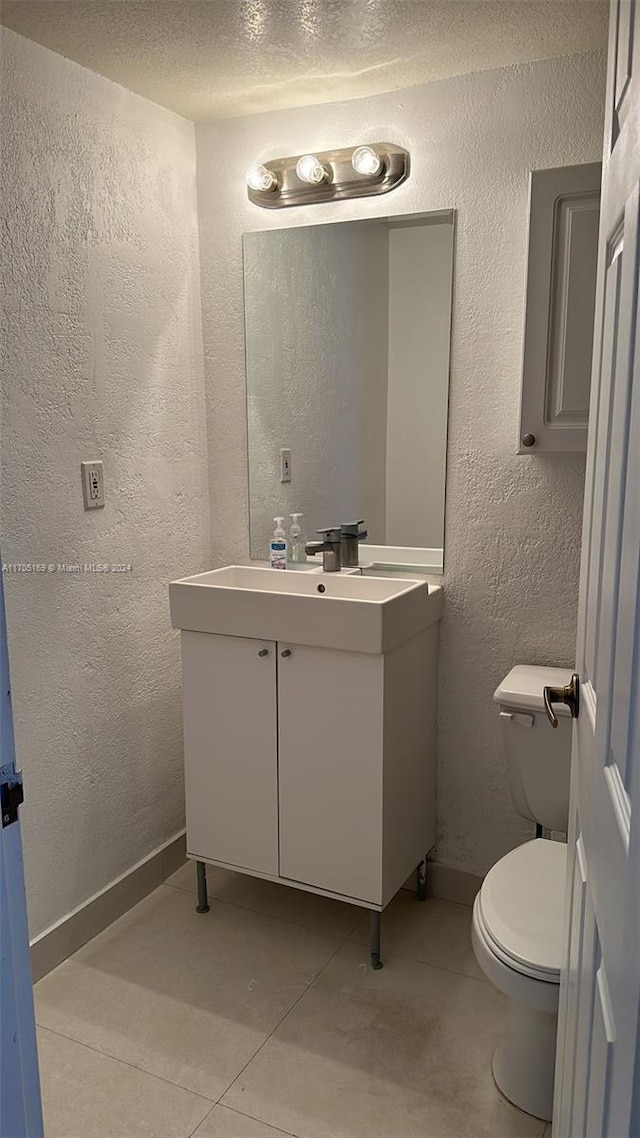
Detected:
[30,831,186,982]
[404,860,483,906]
[426,861,483,905]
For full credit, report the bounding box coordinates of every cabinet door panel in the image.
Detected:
[181,631,278,875]
[519,162,601,453]
[278,644,384,904]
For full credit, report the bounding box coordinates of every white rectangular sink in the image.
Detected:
[170,565,442,654]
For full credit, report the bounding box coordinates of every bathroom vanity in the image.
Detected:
[171,207,450,965]
[170,566,441,965]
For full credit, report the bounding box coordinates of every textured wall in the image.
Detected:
[196,51,606,876]
[0,29,209,937]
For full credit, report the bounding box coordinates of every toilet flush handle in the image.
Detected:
[543,673,580,729]
[499,711,534,728]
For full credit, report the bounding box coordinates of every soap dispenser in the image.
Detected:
[269,517,288,569]
[289,513,306,564]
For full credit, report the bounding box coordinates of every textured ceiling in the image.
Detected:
[0,0,609,122]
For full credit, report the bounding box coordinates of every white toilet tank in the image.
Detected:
[494,665,573,833]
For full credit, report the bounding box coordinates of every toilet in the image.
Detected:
[471,664,573,1122]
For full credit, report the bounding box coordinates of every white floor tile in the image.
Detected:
[222,941,547,1138]
[166,861,361,939]
[165,862,197,892]
[193,1104,296,1137]
[37,868,544,1138]
[350,891,484,980]
[35,884,340,1101]
[38,1026,212,1138]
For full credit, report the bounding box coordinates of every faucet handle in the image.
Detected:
[341,520,367,539]
[317,526,342,543]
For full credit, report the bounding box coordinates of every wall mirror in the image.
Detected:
[244,210,455,572]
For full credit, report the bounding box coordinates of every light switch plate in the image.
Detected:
[81,461,105,509]
[279,448,291,483]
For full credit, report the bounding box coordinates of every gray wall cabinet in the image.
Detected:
[519,163,602,454]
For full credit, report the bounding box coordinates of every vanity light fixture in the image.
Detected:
[245,164,278,192]
[246,142,409,209]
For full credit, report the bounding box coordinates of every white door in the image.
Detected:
[1,567,43,1138]
[181,632,279,876]
[553,2,640,1134]
[277,642,384,904]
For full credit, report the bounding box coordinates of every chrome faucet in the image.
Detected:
[305,527,342,572]
[341,520,368,567]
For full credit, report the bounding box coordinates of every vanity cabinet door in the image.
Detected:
[181,631,279,876]
[277,643,384,905]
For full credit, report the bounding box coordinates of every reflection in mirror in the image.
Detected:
[244,211,454,571]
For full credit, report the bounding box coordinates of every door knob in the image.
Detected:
[258,648,269,658]
[543,673,580,728]
[281,649,292,658]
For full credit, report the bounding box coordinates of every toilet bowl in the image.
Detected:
[472,838,566,1120]
[471,665,573,1122]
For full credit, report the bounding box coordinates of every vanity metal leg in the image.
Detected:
[417,857,428,902]
[370,910,383,970]
[196,860,210,913]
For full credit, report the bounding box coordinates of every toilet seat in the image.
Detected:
[478,839,566,980]
[476,901,560,984]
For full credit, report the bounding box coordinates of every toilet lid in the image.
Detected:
[494,664,574,715]
[479,839,566,977]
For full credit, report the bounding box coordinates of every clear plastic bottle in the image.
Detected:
[269,517,288,569]
[289,513,306,564]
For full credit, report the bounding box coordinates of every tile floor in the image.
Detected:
[35,863,552,1138]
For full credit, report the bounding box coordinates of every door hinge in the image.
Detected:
[1,765,24,828]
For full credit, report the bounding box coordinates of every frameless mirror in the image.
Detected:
[244,211,454,572]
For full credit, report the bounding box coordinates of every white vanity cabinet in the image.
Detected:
[179,621,438,911]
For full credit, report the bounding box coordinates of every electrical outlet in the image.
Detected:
[81,461,105,509]
[280,448,291,483]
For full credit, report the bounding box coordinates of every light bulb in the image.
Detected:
[245,164,277,192]
[296,154,327,184]
[351,146,383,176]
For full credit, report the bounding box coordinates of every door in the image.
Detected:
[181,632,279,875]
[553,2,640,1134]
[0,567,43,1138]
[277,642,384,904]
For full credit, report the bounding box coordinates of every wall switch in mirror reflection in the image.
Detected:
[280,448,291,483]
